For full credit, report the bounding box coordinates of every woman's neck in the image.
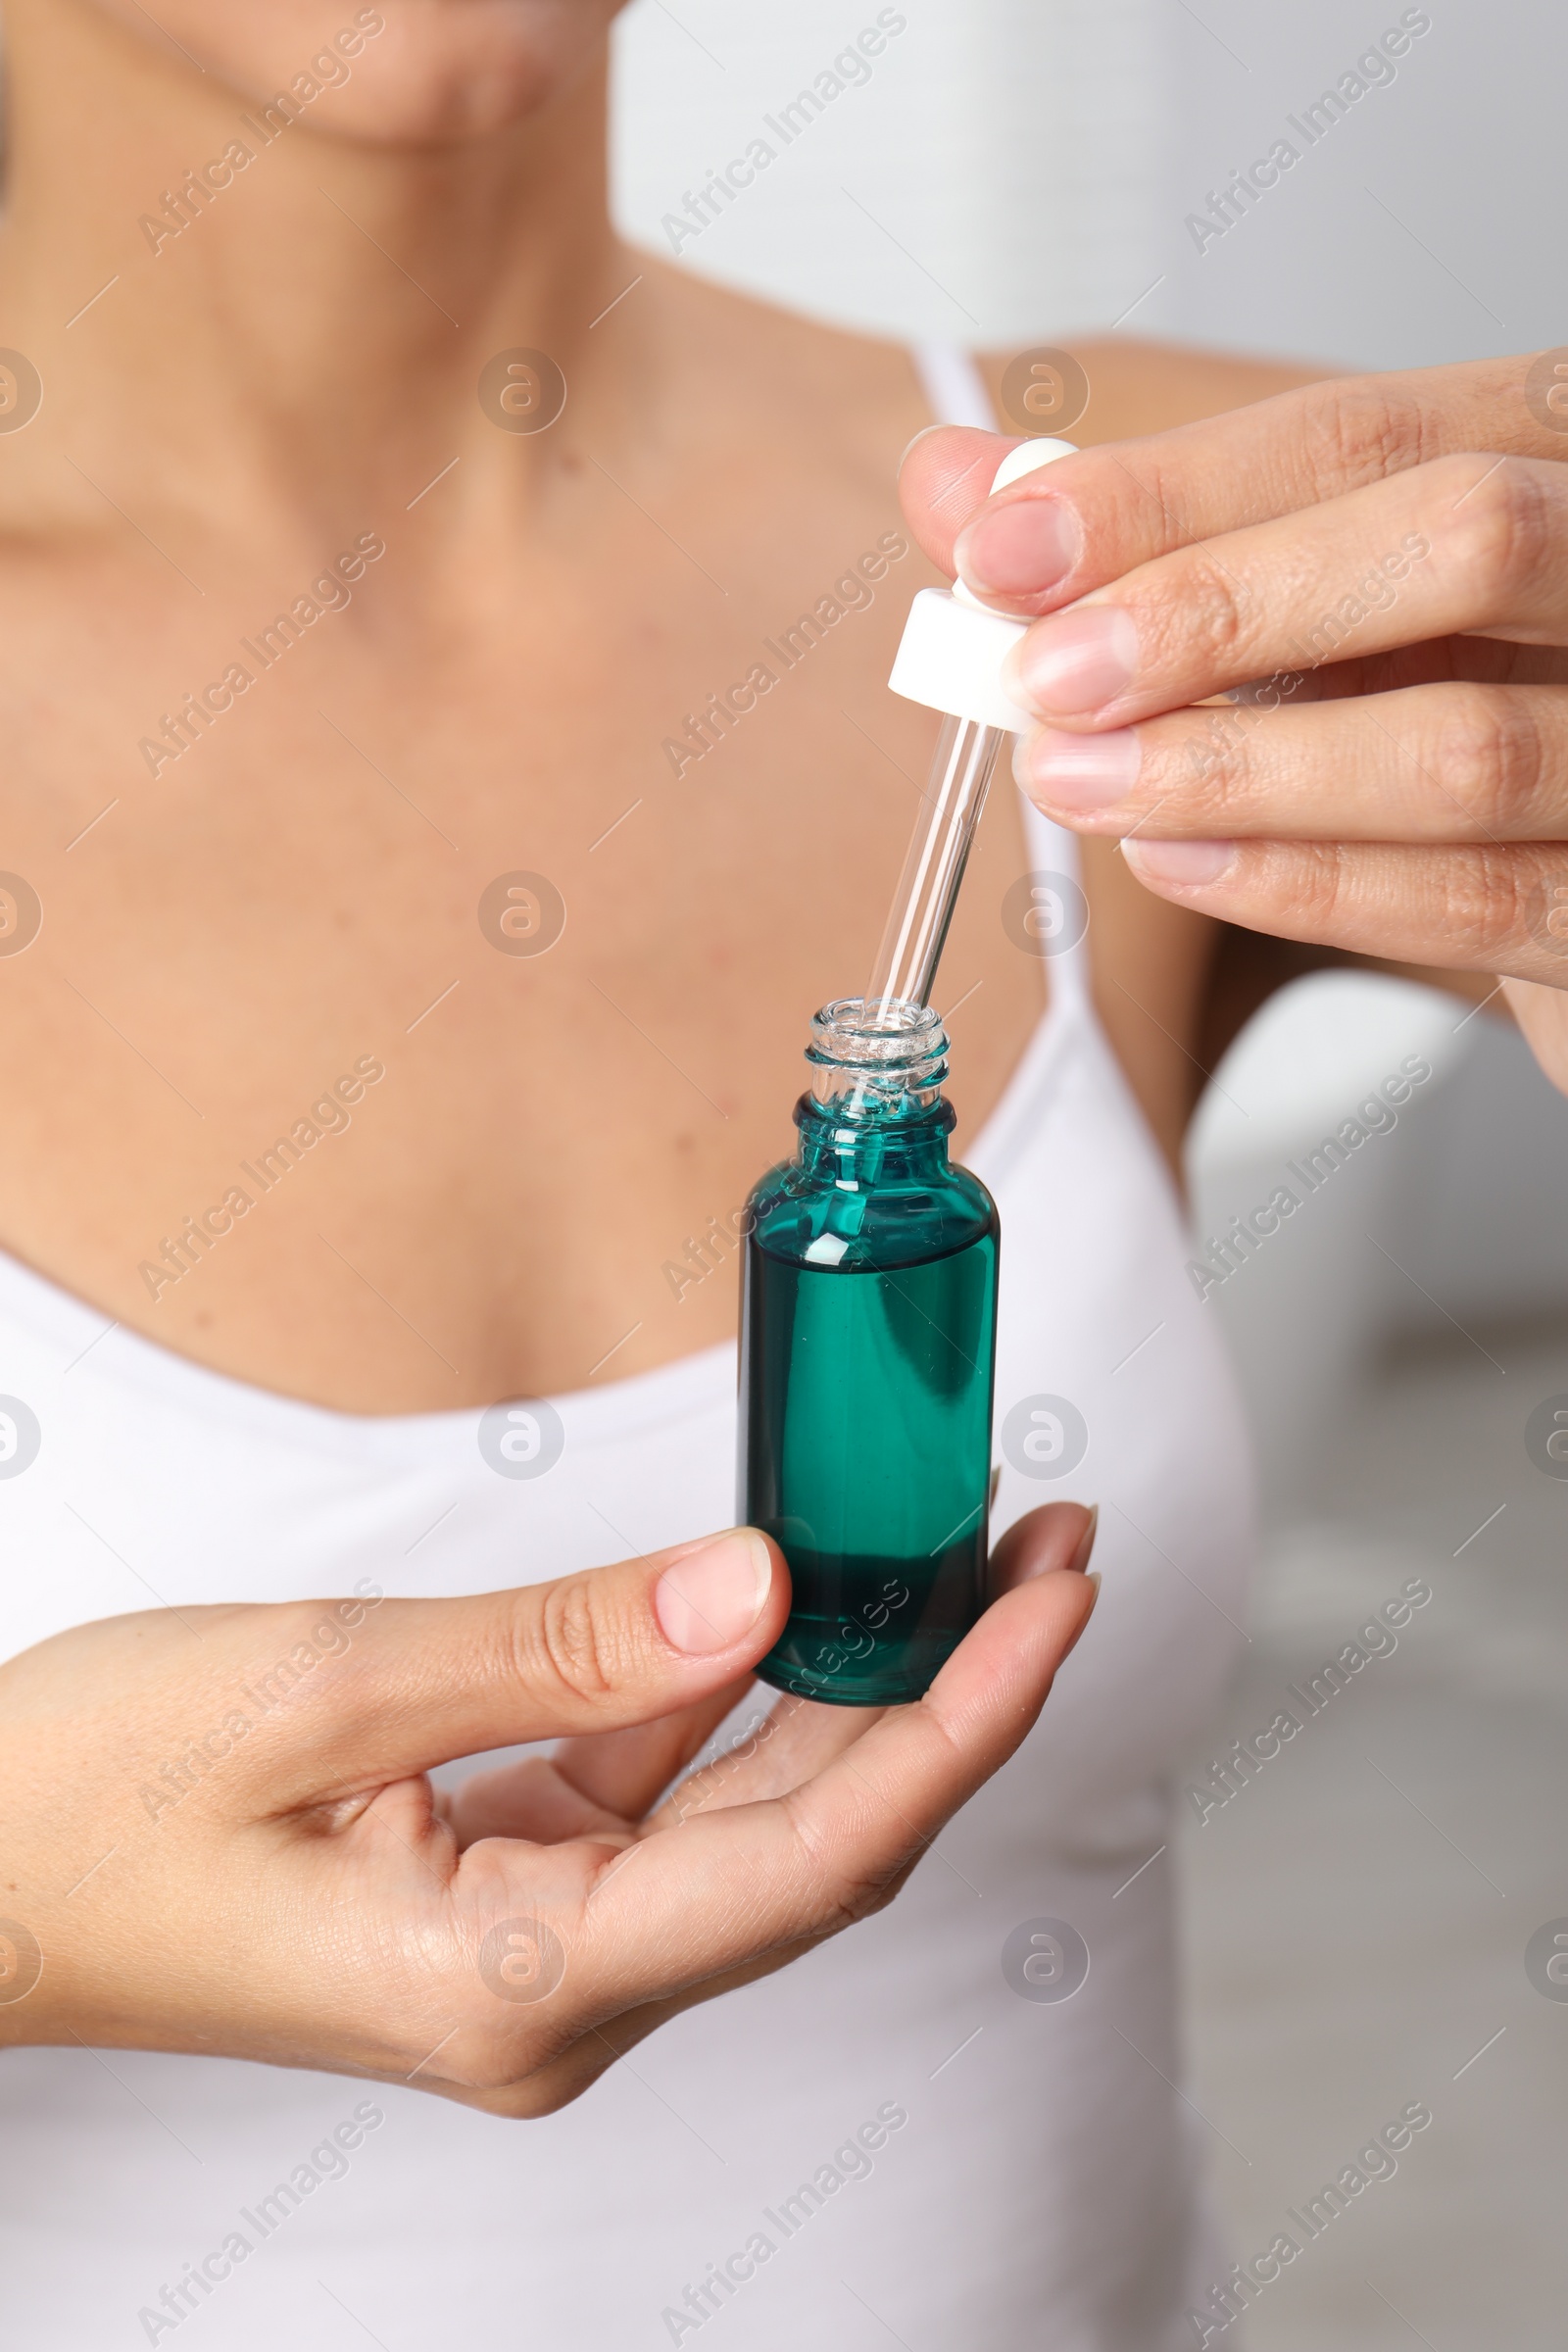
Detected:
[0,1,636,541]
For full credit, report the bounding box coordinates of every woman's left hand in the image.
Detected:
[899,353,1568,1091]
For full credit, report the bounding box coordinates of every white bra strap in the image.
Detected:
[910,339,999,432]
[912,341,1092,1016]
[1017,796,1091,1015]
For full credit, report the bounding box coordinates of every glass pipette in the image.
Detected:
[867,433,1079,1025]
[865,710,1007,1020]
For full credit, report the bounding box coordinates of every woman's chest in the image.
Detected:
[0,571,1047,1407]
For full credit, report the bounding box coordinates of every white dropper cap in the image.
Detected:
[887,435,1077,733]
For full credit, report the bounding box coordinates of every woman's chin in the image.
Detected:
[90,0,619,147]
[302,59,585,150]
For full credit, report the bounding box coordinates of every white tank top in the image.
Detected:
[0,349,1255,2352]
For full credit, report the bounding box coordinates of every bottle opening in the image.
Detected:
[807,996,949,1110]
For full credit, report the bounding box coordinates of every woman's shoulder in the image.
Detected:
[640,254,931,459]
[644,257,1329,457]
[977,333,1329,446]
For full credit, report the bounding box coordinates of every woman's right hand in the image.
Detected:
[0,1510,1096,2115]
[900,355,1568,1091]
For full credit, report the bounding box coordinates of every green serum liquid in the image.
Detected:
[738,999,999,1706]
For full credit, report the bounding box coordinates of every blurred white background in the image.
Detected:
[612,0,1565,364]
[611,5,1568,2342]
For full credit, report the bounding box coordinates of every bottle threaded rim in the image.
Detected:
[807,996,949,1105]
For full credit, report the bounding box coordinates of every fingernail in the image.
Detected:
[898,420,946,469]
[1122,838,1236,889]
[1058,1569,1101,1664]
[1067,1505,1100,1578]
[1015,726,1141,811]
[655,1530,772,1655]
[955,495,1082,599]
[1006,606,1140,717]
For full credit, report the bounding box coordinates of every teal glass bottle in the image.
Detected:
[738,998,999,1706]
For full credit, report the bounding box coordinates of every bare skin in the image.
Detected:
[0,1510,1099,2099]
[0,1,1323,1416]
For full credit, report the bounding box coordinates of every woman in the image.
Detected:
[0,4,1319,2346]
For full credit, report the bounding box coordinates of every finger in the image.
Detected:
[546,1682,755,1822]
[898,422,1030,572]
[573,1563,1100,2003]
[646,1503,1102,1829]
[1001,454,1568,734]
[240,1528,790,1805]
[987,1498,1099,1596]
[1120,834,1568,986]
[1266,633,1568,705]
[446,1756,633,1849]
[440,1703,768,1847]
[352,1566,1100,2115]
[1501,975,1568,1097]
[1019,680,1568,843]
[648,1500,1103,1824]
[650,1690,876,1824]
[900,356,1557,617]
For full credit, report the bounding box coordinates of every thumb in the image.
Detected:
[241,1528,787,1804]
[898,421,1016,572]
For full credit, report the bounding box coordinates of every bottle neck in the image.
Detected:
[794,997,955,1182]
[795,1091,954,1183]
